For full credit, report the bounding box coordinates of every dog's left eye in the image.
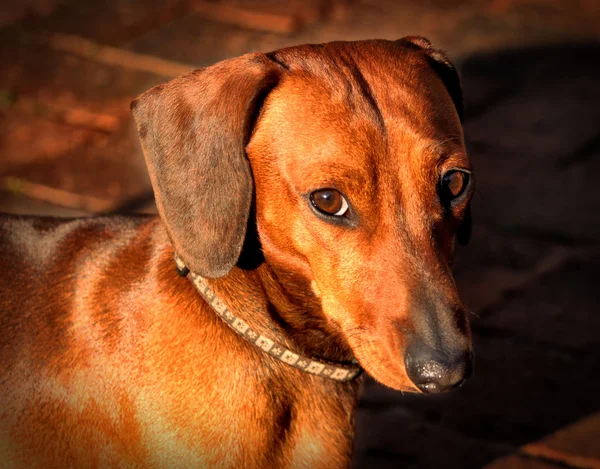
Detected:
[310,189,349,216]
[440,170,470,201]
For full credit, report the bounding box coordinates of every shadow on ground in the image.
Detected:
[353,41,600,469]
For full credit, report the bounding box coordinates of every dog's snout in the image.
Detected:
[404,342,473,394]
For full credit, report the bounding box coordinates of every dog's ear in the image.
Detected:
[131,54,282,278]
[457,205,472,246]
[398,36,463,122]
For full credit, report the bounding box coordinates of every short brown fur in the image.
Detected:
[0,38,473,468]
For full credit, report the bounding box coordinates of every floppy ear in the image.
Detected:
[398,36,464,122]
[457,205,472,246]
[131,54,282,278]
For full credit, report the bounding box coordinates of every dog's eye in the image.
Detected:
[310,189,349,216]
[441,170,470,200]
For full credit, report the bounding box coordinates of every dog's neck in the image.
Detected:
[198,259,357,368]
[259,260,357,364]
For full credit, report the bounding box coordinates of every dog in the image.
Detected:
[0,37,473,468]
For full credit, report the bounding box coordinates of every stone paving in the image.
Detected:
[1,1,599,468]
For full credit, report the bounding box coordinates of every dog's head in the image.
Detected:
[132,38,473,394]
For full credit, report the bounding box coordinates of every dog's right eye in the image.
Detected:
[310,189,349,216]
[440,169,471,203]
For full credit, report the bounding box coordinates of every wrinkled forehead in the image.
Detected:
[251,46,465,186]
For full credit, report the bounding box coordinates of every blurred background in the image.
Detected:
[1,1,599,468]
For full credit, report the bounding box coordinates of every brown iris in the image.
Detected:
[441,170,470,199]
[310,189,348,216]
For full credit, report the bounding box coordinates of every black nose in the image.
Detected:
[404,342,473,394]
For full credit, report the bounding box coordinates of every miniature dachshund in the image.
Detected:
[0,37,473,468]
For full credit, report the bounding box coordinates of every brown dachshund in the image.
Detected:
[0,37,473,468]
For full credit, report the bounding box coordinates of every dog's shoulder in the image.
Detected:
[0,214,165,308]
[0,213,167,370]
